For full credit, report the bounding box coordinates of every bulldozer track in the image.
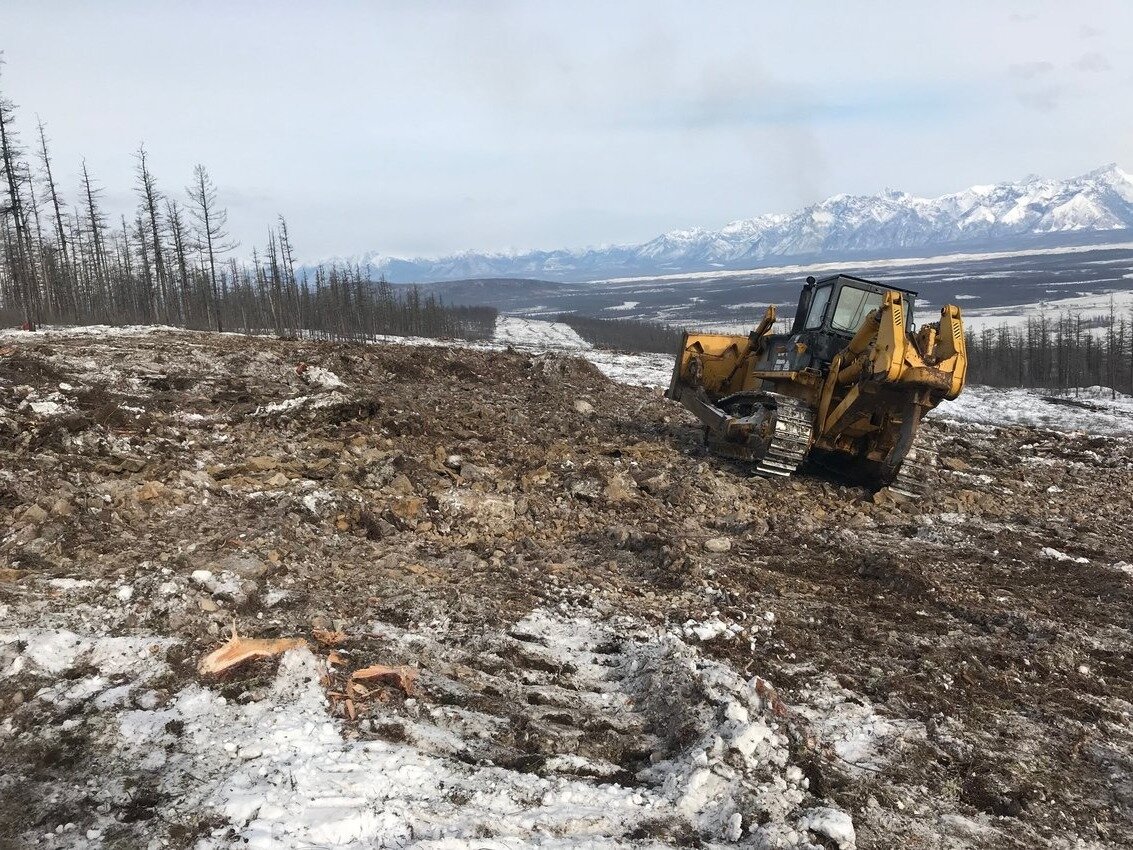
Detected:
[889,435,940,499]
[752,394,814,478]
[703,393,814,478]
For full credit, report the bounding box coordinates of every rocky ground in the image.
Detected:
[1,327,1131,850]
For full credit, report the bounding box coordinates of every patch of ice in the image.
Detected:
[303,366,345,390]
[256,395,310,415]
[28,400,69,415]
[310,391,350,409]
[680,615,741,642]
[793,675,924,772]
[301,490,336,516]
[19,390,73,417]
[1040,546,1090,564]
[1,630,174,678]
[799,806,856,849]
[47,578,98,591]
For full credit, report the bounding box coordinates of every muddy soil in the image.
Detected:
[1,329,1131,849]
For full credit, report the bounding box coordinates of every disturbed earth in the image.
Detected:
[1,327,1131,850]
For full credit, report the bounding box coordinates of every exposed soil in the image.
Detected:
[1,328,1131,849]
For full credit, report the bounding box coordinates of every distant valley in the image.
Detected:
[402,243,1133,333]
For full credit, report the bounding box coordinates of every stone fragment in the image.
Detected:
[704,537,732,553]
[23,504,49,524]
[134,480,166,501]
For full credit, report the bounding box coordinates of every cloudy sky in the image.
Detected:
[1,1,1130,260]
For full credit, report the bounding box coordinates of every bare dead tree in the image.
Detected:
[134,144,168,319]
[165,198,193,326]
[186,164,235,332]
[0,63,36,327]
[35,119,73,312]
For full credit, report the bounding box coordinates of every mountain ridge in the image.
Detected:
[323,164,1133,283]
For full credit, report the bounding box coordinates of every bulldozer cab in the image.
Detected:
[771,274,918,371]
[793,274,917,338]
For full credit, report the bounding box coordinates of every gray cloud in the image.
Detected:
[1009,61,1055,80]
[1015,86,1063,112]
[1073,52,1112,72]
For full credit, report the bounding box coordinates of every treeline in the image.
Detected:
[555,313,682,354]
[296,275,497,342]
[965,308,1133,397]
[0,63,494,342]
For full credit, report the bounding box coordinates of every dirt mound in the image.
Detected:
[1,329,1131,849]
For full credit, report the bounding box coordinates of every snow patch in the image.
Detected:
[493,315,592,350]
[1040,547,1090,564]
[0,610,892,848]
[302,366,345,390]
[932,385,1133,436]
[798,807,856,849]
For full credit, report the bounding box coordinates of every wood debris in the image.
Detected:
[198,624,308,675]
[313,629,348,646]
[351,663,418,695]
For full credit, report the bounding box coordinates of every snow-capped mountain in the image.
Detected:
[332,164,1133,282]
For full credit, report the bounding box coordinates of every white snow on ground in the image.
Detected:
[604,301,640,311]
[302,366,345,390]
[0,609,869,849]
[1040,547,1090,564]
[489,317,672,388]
[20,392,73,417]
[793,676,923,773]
[584,349,673,388]
[959,289,1133,334]
[932,385,1133,435]
[0,323,182,340]
[494,315,593,350]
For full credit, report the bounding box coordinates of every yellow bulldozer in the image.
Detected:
[666,274,967,494]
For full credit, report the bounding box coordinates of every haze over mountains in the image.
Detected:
[332,165,1133,283]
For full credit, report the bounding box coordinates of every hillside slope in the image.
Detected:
[1,328,1131,849]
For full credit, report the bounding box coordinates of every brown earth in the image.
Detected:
[0,329,1131,849]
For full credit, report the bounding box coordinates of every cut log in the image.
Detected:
[198,626,308,675]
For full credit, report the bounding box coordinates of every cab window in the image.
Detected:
[804,285,832,329]
[830,286,883,333]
